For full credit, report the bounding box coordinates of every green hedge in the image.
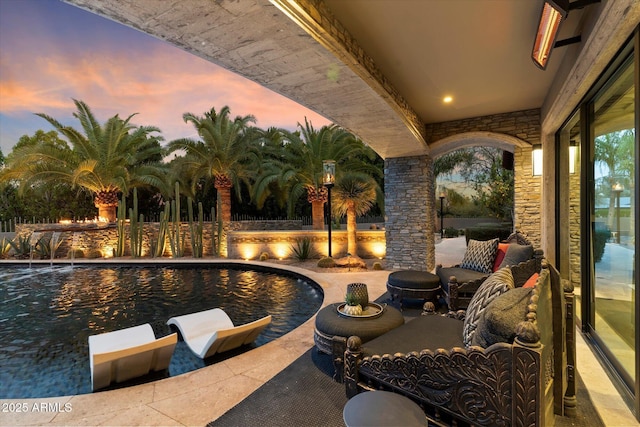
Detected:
[465,226,512,244]
[593,223,610,263]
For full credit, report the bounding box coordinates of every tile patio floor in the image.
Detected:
[0,237,637,426]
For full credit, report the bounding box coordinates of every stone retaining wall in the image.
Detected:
[227,230,385,260]
[13,224,385,261]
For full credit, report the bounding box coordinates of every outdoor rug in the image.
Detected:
[210,296,604,427]
[209,345,602,427]
[209,346,347,427]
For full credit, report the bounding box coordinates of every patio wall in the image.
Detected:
[13,224,385,261]
[227,230,385,260]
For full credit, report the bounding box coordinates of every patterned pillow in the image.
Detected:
[463,267,514,348]
[460,238,499,273]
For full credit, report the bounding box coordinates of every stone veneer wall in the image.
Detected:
[569,173,582,291]
[14,224,385,261]
[426,108,542,247]
[385,155,435,271]
[15,223,222,258]
[227,230,385,260]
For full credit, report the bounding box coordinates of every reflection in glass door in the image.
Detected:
[590,55,635,385]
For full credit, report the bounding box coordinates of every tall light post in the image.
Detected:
[323,160,336,257]
[612,182,623,244]
[439,189,446,238]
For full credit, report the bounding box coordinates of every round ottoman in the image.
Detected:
[386,270,441,309]
[314,304,404,354]
[314,304,404,381]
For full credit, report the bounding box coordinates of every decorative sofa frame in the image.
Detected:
[344,261,576,427]
[436,231,544,310]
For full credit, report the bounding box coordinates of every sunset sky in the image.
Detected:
[0,0,331,156]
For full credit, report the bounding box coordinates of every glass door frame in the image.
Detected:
[556,28,640,417]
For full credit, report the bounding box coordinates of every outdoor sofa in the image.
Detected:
[343,260,576,426]
[436,231,544,310]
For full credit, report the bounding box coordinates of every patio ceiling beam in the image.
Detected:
[63,0,429,159]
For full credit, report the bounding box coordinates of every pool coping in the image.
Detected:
[0,259,391,426]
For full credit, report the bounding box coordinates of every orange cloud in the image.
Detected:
[0,40,331,146]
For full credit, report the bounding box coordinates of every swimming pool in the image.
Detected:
[0,263,323,398]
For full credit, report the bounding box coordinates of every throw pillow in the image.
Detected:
[492,243,510,272]
[460,238,499,274]
[523,272,539,288]
[463,267,514,348]
[471,287,532,348]
[498,243,534,269]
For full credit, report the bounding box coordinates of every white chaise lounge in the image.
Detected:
[167,308,272,359]
[88,323,177,391]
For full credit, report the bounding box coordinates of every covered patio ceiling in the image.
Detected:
[63,0,629,159]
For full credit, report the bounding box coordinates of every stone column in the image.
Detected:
[385,155,435,271]
[513,145,542,246]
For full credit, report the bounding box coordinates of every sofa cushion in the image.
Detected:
[460,238,499,273]
[471,287,532,348]
[463,267,514,348]
[362,315,465,357]
[437,267,489,293]
[492,243,510,272]
[498,243,534,269]
[523,272,539,289]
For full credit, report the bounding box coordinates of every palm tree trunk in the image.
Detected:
[217,185,232,223]
[94,190,120,222]
[312,200,325,230]
[347,203,357,256]
[215,175,233,223]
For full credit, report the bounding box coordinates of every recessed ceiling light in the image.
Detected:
[443,96,453,103]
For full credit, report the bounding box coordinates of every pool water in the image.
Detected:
[0,264,323,398]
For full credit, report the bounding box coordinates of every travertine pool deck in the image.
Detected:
[0,237,637,426]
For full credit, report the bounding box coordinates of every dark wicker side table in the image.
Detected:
[386,270,441,309]
[314,303,404,382]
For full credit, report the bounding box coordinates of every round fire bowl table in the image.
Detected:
[314,303,404,381]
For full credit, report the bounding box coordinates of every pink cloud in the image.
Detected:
[0,38,331,146]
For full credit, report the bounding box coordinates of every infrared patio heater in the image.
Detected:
[531,0,600,70]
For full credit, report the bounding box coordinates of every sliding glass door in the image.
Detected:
[558,32,638,414]
[589,53,636,384]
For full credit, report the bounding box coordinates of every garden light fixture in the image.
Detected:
[323,160,336,257]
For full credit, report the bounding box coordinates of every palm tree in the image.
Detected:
[0,99,166,222]
[167,106,259,223]
[332,171,381,256]
[595,131,628,229]
[254,118,381,230]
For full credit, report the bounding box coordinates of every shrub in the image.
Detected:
[86,249,102,259]
[67,248,85,259]
[9,235,30,259]
[291,237,316,261]
[317,256,336,268]
[0,238,11,259]
[464,226,512,244]
[593,222,610,263]
[443,227,459,238]
[372,261,383,270]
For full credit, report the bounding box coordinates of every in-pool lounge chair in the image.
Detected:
[88,323,177,391]
[167,308,272,359]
